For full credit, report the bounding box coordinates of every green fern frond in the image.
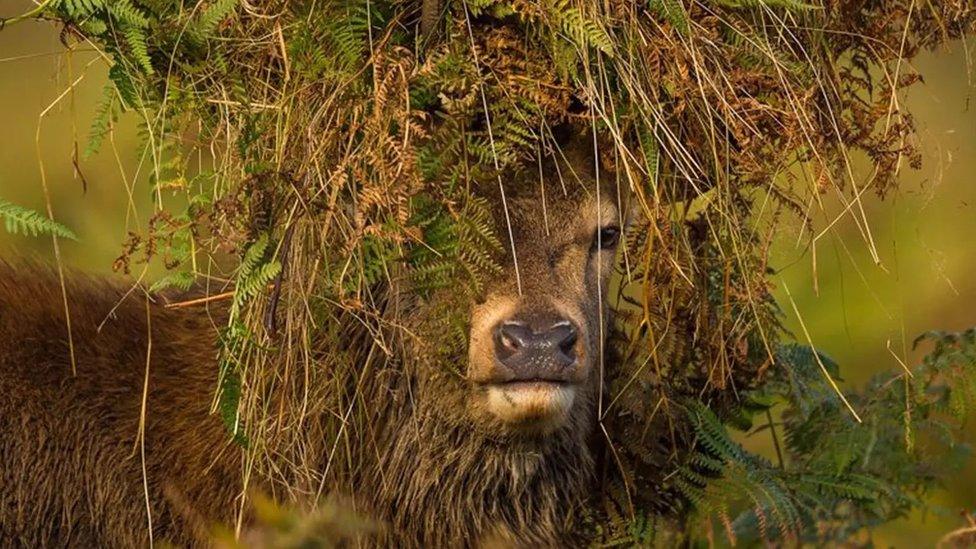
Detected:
[707,0,816,10]
[464,0,498,16]
[193,0,239,37]
[0,198,77,240]
[108,0,149,27]
[331,4,370,71]
[80,17,109,35]
[639,125,660,183]
[686,401,747,462]
[240,233,271,279]
[794,473,884,502]
[649,0,690,36]
[84,84,120,158]
[122,25,154,74]
[549,1,614,55]
[237,261,281,304]
[216,349,249,446]
[108,63,140,108]
[149,271,196,293]
[53,0,105,18]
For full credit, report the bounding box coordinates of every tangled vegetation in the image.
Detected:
[3,0,976,544]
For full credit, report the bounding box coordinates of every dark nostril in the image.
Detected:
[553,322,578,355]
[498,322,527,350]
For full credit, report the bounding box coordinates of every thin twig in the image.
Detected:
[1,0,56,29]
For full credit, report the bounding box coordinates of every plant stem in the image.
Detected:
[1,0,56,29]
[766,409,786,469]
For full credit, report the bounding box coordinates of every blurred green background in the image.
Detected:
[1,9,974,547]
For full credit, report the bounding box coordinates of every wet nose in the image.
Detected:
[493,318,579,381]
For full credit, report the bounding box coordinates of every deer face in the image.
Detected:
[466,193,620,436]
[460,145,625,437]
[381,140,627,544]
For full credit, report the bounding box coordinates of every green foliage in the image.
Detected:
[548,0,614,55]
[649,0,690,36]
[85,84,120,158]
[53,0,105,19]
[122,24,153,74]
[0,198,77,240]
[708,0,815,9]
[148,270,195,293]
[660,330,976,545]
[231,233,281,314]
[49,0,153,76]
[192,0,239,37]
[917,329,976,422]
[236,261,282,305]
[107,63,140,108]
[406,195,502,297]
[217,354,248,446]
[213,232,283,444]
[213,492,376,547]
[107,0,149,27]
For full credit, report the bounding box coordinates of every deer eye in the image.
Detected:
[593,225,621,251]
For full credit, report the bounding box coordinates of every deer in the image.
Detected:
[0,136,632,547]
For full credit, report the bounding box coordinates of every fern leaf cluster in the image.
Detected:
[0,198,77,240]
[192,0,238,37]
[649,330,976,545]
[49,0,153,76]
[547,0,614,56]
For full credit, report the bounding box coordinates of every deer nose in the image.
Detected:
[493,319,579,381]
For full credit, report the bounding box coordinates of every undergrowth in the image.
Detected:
[596,330,976,545]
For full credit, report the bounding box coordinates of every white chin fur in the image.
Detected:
[485,382,577,428]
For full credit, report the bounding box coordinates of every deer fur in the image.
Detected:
[0,263,241,546]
